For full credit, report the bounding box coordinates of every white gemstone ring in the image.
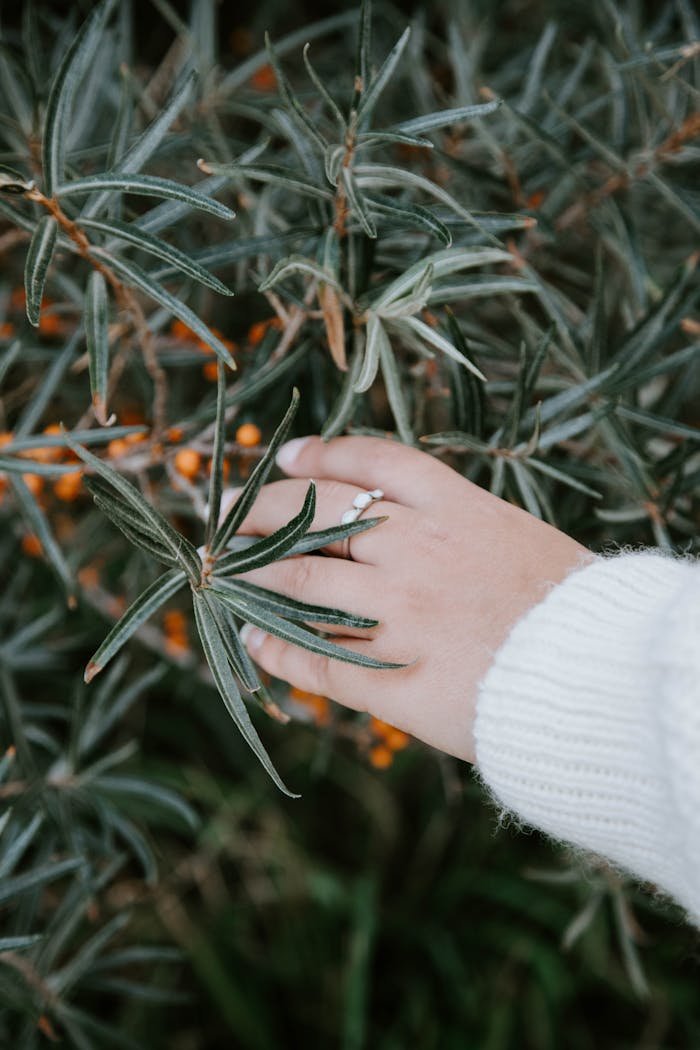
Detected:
[339,489,384,559]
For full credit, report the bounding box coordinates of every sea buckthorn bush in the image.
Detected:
[0,0,699,1046]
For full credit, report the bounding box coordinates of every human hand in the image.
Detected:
[226,435,596,764]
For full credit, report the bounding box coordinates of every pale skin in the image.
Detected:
[226,435,597,765]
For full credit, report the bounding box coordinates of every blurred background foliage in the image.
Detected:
[1,0,699,1046]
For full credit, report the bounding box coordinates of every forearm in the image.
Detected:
[474,548,700,928]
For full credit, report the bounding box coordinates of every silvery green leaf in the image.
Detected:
[0,857,83,907]
[42,0,117,194]
[357,131,432,149]
[356,27,411,126]
[192,590,298,798]
[84,569,187,682]
[211,388,299,555]
[378,332,413,443]
[258,255,340,293]
[370,247,511,309]
[265,32,327,153]
[427,276,538,303]
[66,437,202,581]
[354,313,385,393]
[89,491,180,567]
[285,514,387,556]
[80,217,233,295]
[321,337,363,440]
[354,163,498,231]
[93,776,199,832]
[396,316,486,379]
[204,597,261,694]
[356,0,372,92]
[341,168,377,238]
[524,457,603,499]
[212,589,406,671]
[368,193,451,245]
[212,577,379,629]
[133,173,231,235]
[24,216,58,327]
[324,144,346,186]
[85,271,110,424]
[391,98,501,136]
[214,482,316,576]
[205,362,226,547]
[12,473,74,604]
[0,813,43,879]
[303,43,345,132]
[56,173,236,222]
[198,160,332,201]
[89,248,236,370]
[2,426,146,457]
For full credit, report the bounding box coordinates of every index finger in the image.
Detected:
[274,435,464,509]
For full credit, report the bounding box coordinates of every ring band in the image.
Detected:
[339,489,384,559]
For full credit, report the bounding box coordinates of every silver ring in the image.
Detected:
[339,489,384,559]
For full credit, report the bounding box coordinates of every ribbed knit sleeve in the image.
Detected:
[473,549,700,929]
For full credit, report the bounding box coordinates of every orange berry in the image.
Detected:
[166,426,184,443]
[163,609,187,636]
[107,438,129,459]
[124,431,147,446]
[53,470,82,502]
[385,727,410,751]
[174,448,201,479]
[289,687,330,726]
[170,319,196,341]
[235,422,262,448]
[38,313,63,337]
[206,457,230,481]
[526,190,546,209]
[120,409,146,426]
[202,360,219,382]
[22,472,43,497]
[165,635,189,656]
[247,317,282,345]
[22,533,43,558]
[370,716,392,739]
[250,63,276,91]
[0,431,13,449]
[369,744,393,769]
[0,322,15,340]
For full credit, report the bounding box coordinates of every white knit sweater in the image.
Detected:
[474,548,700,930]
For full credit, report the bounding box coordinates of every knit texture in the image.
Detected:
[473,548,700,929]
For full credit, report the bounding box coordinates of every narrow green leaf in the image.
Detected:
[205,362,227,547]
[342,168,377,237]
[197,161,333,202]
[368,192,451,245]
[42,0,117,194]
[0,935,43,951]
[214,482,316,575]
[258,254,341,293]
[391,98,501,136]
[303,43,345,132]
[285,515,387,556]
[80,217,233,295]
[265,32,327,153]
[370,247,511,310]
[354,313,385,393]
[67,436,202,579]
[24,216,58,327]
[321,331,363,439]
[211,577,379,628]
[90,491,180,566]
[0,857,83,906]
[85,271,110,424]
[356,0,372,95]
[202,592,261,693]
[524,457,603,498]
[213,589,406,670]
[94,775,199,831]
[89,248,236,369]
[356,27,411,125]
[397,316,487,379]
[378,332,413,444]
[56,173,236,222]
[211,388,300,555]
[84,569,187,682]
[192,590,298,798]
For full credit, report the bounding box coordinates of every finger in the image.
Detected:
[239,622,401,711]
[274,434,465,509]
[219,478,412,563]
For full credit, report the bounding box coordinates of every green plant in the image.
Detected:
[1,0,699,1045]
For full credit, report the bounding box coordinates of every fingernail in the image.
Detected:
[276,436,310,472]
[239,622,264,651]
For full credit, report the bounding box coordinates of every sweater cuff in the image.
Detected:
[474,548,699,920]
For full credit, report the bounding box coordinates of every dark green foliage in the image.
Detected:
[0,0,699,1046]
